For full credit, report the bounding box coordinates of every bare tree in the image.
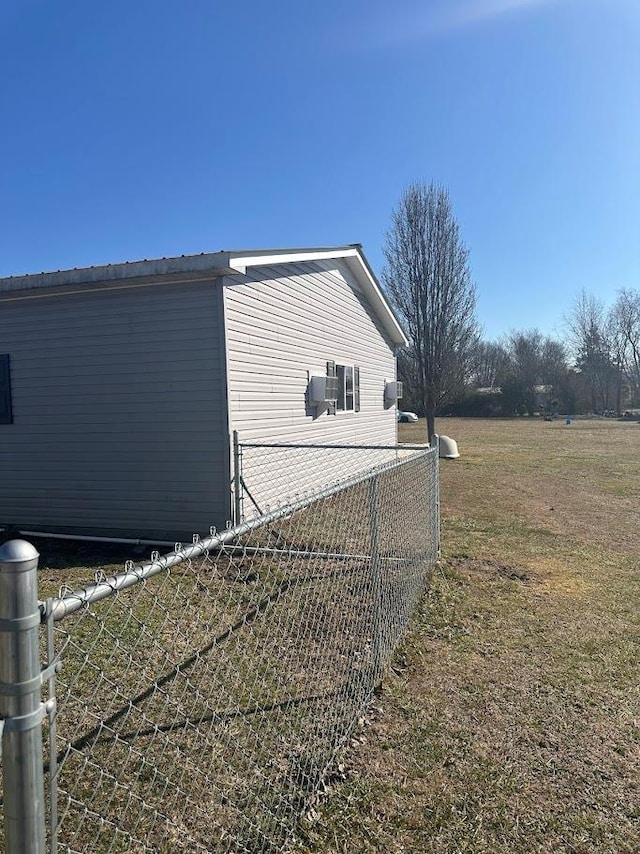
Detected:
[468,340,509,389]
[566,291,619,413]
[503,330,545,415]
[382,182,479,439]
[610,288,640,407]
[495,330,571,415]
[395,344,424,415]
[565,291,605,362]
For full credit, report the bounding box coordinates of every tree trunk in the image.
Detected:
[426,410,436,444]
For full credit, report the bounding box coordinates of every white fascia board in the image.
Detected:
[228,246,409,348]
[225,247,360,274]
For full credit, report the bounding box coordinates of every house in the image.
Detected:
[0,246,407,541]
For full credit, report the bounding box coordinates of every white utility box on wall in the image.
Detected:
[309,375,339,405]
[384,380,403,403]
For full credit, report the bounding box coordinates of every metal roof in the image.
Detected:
[0,245,408,346]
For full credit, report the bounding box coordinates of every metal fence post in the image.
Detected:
[434,446,441,558]
[0,539,47,854]
[232,430,243,524]
[369,475,383,683]
[430,437,441,558]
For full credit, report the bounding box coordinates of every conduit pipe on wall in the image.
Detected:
[3,529,177,548]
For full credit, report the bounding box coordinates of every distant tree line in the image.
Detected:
[383,180,640,428]
[397,288,640,418]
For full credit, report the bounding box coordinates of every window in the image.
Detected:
[336,364,360,412]
[0,355,13,425]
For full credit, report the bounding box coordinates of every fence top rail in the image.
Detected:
[238,442,431,451]
[41,446,436,623]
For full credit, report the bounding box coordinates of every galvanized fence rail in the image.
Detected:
[0,444,439,853]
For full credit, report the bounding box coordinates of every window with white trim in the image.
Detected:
[336,364,360,412]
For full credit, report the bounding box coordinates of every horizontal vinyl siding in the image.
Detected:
[0,281,231,539]
[224,260,399,509]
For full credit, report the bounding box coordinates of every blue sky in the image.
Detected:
[1,0,638,340]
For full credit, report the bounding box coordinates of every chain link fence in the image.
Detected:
[0,443,438,853]
[232,438,424,523]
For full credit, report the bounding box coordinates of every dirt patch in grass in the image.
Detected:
[450,557,534,583]
[298,418,640,854]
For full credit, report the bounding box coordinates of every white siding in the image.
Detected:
[224,260,399,510]
[0,280,231,539]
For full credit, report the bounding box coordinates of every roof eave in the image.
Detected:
[0,245,409,346]
[0,253,241,300]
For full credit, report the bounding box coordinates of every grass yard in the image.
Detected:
[4,418,637,852]
[299,417,640,853]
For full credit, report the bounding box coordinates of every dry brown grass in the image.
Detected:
[5,455,435,853]
[299,417,640,854]
[4,420,638,852]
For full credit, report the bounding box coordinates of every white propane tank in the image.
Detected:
[436,434,460,459]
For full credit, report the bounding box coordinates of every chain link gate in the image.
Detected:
[0,444,439,853]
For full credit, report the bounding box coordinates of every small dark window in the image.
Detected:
[0,355,13,424]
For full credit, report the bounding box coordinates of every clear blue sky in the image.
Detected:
[1,0,638,340]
